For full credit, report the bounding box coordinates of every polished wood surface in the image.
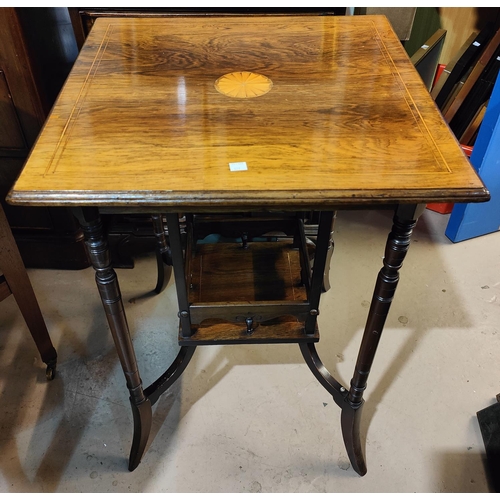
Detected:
[189,242,307,303]
[9,16,488,209]
[185,240,313,345]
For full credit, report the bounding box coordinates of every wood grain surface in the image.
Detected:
[8,16,488,209]
[180,318,319,345]
[189,241,307,303]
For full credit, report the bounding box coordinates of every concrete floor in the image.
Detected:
[0,208,499,493]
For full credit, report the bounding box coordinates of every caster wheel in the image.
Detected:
[45,364,56,381]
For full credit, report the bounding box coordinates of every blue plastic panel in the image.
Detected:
[445,71,500,242]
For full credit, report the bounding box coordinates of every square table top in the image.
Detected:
[8,15,489,211]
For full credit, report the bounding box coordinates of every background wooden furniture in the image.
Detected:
[0,8,89,269]
[68,7,347,49]
[0,201,57,379]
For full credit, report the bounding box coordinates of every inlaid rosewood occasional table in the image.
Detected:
[8,16,489,476]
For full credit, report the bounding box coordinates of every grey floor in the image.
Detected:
[1,208,499,493]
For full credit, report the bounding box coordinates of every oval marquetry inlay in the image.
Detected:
[214,71,273,98]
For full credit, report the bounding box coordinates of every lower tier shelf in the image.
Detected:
[181,240,317,345]
[179,318,319,346]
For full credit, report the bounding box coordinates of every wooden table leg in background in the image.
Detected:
[0,203,57,380]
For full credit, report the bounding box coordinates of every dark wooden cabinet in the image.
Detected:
[69,8,347,49]
[0,7,89,269]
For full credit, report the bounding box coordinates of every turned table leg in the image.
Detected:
[74,208,152,471]
[341,204,425,475]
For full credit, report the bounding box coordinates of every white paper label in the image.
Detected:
[473,41,481,46]
[421,44,429,49]
[229,162,248,171]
